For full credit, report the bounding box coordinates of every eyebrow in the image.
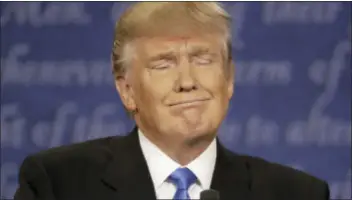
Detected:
[149,51,176,62]
[148,46,215,62]
[188,47,215,57]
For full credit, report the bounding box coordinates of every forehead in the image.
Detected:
[134,35,223,56]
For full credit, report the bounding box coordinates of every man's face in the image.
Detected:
[117,34,234,142]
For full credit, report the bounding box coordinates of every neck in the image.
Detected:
[138,127,215,166]
[160,137,213,166]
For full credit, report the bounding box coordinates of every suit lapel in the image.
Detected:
[101,127,157,200]
[211,139,252,200]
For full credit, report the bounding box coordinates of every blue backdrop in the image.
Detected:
[1,2,351,199]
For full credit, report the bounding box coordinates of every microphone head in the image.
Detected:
[200,189,220,200]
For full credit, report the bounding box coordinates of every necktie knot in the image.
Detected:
[168,167,197,190]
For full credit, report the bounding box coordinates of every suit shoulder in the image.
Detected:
[25,135,126,168]
[225,150,328,187]
[245,154,326,183]
[236,154,330,199]
[250,155,324,183]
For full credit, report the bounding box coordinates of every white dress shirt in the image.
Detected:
[138,130,217,200]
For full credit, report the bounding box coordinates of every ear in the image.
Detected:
[227,62,235,99]
[115,75,137,111]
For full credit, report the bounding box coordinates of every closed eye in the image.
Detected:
[149,59,175,70]
[192,55,213,65]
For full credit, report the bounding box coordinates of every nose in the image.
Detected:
[174,60,197,92]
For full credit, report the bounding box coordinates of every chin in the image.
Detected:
[172,122,217,141]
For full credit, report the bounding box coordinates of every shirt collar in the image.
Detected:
[138,129,217,190]
[187,137,217,189]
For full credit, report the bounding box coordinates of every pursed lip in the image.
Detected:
[168,98,210,107]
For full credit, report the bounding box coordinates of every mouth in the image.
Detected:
[168,98,210,107]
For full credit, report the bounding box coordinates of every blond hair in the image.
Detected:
[111,2,232,78]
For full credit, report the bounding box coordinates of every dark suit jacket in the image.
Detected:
[14,127,330,200]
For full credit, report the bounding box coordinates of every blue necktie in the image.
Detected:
[168,167,197,200]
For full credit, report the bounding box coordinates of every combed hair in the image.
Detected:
[111,2,233,79]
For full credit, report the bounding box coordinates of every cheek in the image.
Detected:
[138,72,174,103]
[195,68,228,92]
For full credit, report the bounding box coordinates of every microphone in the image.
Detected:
[200,189,220,200]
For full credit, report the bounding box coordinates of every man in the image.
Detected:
[14,2,330,200]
